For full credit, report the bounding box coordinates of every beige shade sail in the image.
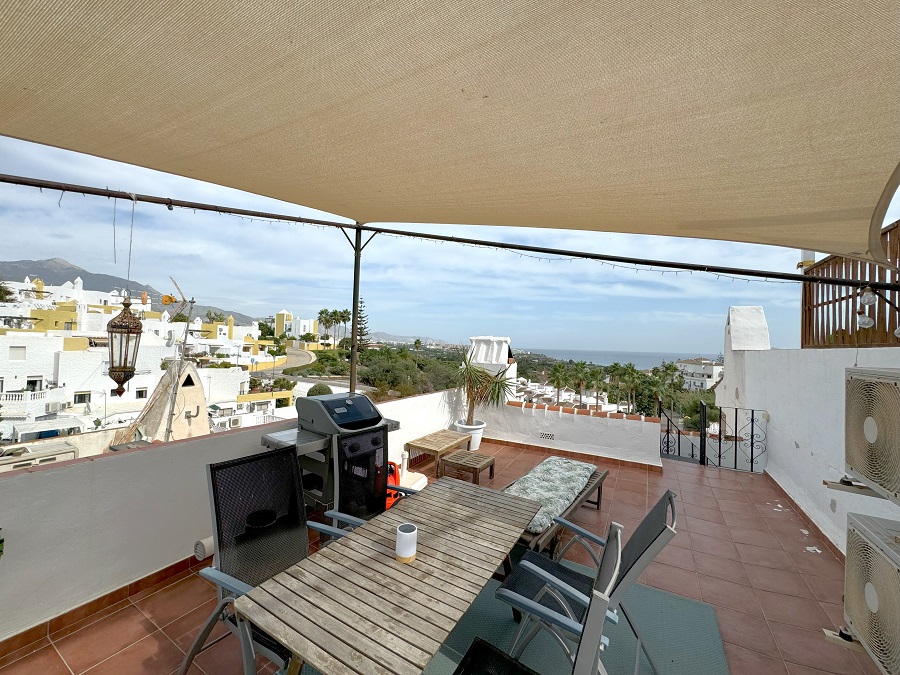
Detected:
[1,1,898,262]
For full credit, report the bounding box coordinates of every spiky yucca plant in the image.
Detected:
[457,355,514,426]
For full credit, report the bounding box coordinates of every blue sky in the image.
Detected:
[1,136,897,353]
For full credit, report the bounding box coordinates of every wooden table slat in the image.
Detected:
[265,577,426,673]
[390,497,531,544]
[246,587,388,675]
[236,478,541,674]
[404,484,537,524]
[317,545,471,616]
[314,547,470,621]
[275,559,443,655]
[377,503,516,554]
[332,536,481,604]
[429,477,542,511]
[346,528,486,592]
[287,556,458,635]
[375,510,512,566]
[423,480,541,520]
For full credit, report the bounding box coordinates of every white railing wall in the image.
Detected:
[0,390,664,641]
[480,403,662,467]
[0,420,295,641]
[730,347,900,550]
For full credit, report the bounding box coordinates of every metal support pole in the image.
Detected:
[349,227,362,393]
[699,401,707,466]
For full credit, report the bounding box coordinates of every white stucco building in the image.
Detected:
[676,357,724,391]
[717,305,900,547]
[466,335,518,400]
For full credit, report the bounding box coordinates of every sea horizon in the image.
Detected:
[517,348,720,371]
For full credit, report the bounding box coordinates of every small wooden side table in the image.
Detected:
[404,429,472,476]
[439,450,495,485]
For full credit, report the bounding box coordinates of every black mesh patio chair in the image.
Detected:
[178,447,309,675]
[307,427,416,541]
[456,519,623,675]
[497,490,677,674]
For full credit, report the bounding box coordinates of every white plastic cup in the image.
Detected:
[395,523,417,563]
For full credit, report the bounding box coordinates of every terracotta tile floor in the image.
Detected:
[0,443,880,675]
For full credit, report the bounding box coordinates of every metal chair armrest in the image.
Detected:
[519,560,591,608]
[496,588,584,637]
[199,567,254,597]
[553,517,606,547]
[387,484,418,495]
[323,510,365,528]
[307,521,349,539]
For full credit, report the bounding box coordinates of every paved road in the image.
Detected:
[256,348,373,392]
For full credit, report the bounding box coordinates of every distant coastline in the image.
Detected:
[517,348,719,371]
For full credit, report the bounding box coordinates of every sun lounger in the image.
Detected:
[503,458,607,554]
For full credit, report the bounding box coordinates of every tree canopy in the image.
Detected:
[0,279,15,303]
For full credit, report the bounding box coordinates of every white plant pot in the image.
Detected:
[455,419,486,451]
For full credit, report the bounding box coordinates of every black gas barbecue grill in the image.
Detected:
[261,393,399,514]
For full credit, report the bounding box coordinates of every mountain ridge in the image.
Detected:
[0,258,255,324]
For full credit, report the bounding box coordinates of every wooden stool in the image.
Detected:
[404,429,472,476]
[439,450,495,485]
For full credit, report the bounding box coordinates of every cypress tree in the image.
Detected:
[356,298,371,351]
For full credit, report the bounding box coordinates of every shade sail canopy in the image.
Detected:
[1,2,898,261]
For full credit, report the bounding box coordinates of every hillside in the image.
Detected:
[0,258,255,324]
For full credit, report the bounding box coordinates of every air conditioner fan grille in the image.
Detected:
[846,378,900,498]
[846,527,900,674]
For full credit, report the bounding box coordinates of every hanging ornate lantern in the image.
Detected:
[107,295,143,396]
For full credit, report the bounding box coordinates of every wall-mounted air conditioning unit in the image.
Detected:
[45,402,62,413]
[845,513,900,675]
[229,417,242,428]
[846,368,900,506]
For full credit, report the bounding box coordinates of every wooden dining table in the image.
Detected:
[234,476,541,675]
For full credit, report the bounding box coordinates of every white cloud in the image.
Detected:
[2,135,875,353]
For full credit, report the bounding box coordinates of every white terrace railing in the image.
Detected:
[0,390,48,402]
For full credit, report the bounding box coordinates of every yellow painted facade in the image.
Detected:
[237,390,293,405]
[63,337,90,351]
[29,301,80,331]
[275,311,292,337]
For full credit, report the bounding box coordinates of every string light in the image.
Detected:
[3,175,897,294]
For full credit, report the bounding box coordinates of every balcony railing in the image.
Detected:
[0,390,48,402]
[801,220,900,348]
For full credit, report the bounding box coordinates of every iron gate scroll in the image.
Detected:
[659,399,768,473]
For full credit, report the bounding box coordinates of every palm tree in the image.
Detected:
[413,338,422,366]
[587,367,606,409]
[570,361,588,407]
[317,308,331,346]
[656,360,681,412]
[340,308,352,346]
[606,362,623,409]
[329,309,342,348]
[621,363,641,413]
[548,362,569,405]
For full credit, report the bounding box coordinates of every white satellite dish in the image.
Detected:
[165,330,175,347]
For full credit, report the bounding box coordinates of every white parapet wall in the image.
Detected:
[378,391,662,467]
[0,419,295,641]
[378,391,462,464]
[0,389,661,640]
[480,403,662,467]
[734,347,900,550]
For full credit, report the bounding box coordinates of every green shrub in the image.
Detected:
[307,383,333,396]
